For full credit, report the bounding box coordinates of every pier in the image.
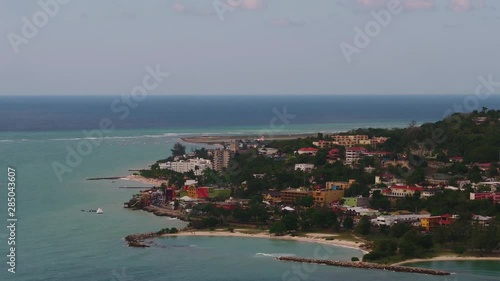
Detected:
[276,256,451,276]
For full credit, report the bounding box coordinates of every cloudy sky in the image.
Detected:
[1,0,499,95]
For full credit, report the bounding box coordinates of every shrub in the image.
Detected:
[453,246,465,255]
[351,257,360,262]
[169,227,178,234]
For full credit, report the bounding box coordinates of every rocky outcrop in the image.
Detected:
[125,232,158,248]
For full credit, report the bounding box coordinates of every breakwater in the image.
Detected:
[276,256,451,276]
[87,177,123,180]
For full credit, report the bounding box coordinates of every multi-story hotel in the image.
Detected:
[280,189,311,204]
[345,146,367,164]
[159,158,212,176]
[332,135,369,147]
[213,149,235,172]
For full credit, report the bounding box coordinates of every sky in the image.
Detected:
[1,0,499,96]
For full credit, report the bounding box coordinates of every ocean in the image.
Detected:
[0,95,499,281]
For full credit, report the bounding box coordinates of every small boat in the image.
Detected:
[96,208,104,214]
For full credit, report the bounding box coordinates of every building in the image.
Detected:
[280,189,311,204]
[295,163,315,172]
[342,206,379,217]
[159,158,212,176]
[263,190,282,204]
[382,185,424,199]
[187,186,210,199]
[213,149,234,172]
[420,214,458,231]
[332,135,369,148]
[343,196,369,208]
[470,192,500,204]
[311,189,344,206]
[312,140,336,148]
[472,215,494,228]
[345,147,368,164]
[229,141,239,153]
[297,147,318,155]
[373,213,430,226]
[258,148,278,155]
[326,179,356,190]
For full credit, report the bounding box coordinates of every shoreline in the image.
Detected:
[161,230,369,254]
[123,174,168,187]
[181,133,316,145]
[392,256,500,266]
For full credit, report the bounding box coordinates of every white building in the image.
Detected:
[345,147,367,164]
[159,158,212,176]
[294,163,315,172]
[372,213,430,226]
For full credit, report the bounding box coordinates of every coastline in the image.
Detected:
[391,256,500,266]
[181,133,316,145]
[162,230,369,254]
[123,174,168,186]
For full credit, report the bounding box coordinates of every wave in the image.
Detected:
[255,253,296,258]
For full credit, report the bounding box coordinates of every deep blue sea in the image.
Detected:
[0,95,499,281]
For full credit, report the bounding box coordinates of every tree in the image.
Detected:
[342,217,354,229]
[295,196,314,208]
[355,216,371,235]
[171,142,186,157]
[282,214,299,232]
[270,222,287,236]
[390,223,412,238]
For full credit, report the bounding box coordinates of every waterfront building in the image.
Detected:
[311,189,344,206]
[159,158,212,176]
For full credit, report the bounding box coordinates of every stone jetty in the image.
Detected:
[277,256,451,276]
[87,177,123,180]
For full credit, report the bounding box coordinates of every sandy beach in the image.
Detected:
[124,174,168,187]
[392,256,500,266]
[163,230,369,253]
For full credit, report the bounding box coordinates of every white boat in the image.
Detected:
[96,208,104,214]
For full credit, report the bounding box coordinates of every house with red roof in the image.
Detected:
[297,147,318,156]
[345,146,367,164]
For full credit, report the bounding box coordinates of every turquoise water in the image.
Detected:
[0,128,499,280]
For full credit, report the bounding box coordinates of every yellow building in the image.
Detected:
[187,185,198,199]
[420,216,442,231]
[280,189,311,204]
[312,190,344,206]
[326,179,356,190]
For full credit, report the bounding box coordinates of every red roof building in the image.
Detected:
[298,147,318,155]
[470,192,500,204]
